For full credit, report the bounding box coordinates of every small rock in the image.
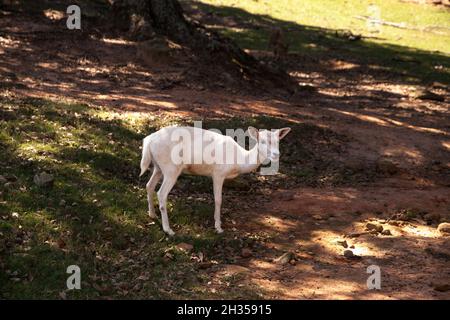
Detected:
[381,229,392,236]
[415,89,445,102]
[431,164,441,172]
[437,223,450,235]
[33,172,54,187]
[274,252,296,265]
[347,232,362,238]
[163,252,174,261]
[424,213,441,224]
[241,248,252,258]
[366,222,383,233]
[433,284,450,292]
[343,250,354,258]
[336,240,348,248]
[312,214,323,220]
[431,81,446,89]
[376,159,399,175]
[176,242,194,252]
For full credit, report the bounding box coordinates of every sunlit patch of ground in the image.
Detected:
[227,186,450,299]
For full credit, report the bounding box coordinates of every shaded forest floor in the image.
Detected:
[0,1,449,299]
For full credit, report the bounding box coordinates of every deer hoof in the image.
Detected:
[165,228,175,236]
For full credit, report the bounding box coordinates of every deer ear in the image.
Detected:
[278,127,291,140]
[248,126,259,141]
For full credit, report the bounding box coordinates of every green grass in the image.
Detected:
[198,0,450,53]
[192,0,450,84]
[0,97,253,299]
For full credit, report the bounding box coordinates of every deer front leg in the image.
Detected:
[213,175,225,234]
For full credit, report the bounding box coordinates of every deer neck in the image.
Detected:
[238,143,262,174]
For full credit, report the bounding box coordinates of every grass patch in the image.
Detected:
[191,0,450,84]
[0,97,224,299]
[197,0,450,53]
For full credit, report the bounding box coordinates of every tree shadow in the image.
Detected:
[183,0,450,85]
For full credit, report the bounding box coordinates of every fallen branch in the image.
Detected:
[354,16,411,29]
[355,15,410,29]
[334,29,386,40]
[354,15,449,35]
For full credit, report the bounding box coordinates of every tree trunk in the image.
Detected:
[112,0,298,93]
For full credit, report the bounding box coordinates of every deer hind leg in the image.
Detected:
[146,166,162,219]
[157,167,181,236]
[212,175,225,233]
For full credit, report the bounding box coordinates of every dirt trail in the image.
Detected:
[1,6,449,299]
[215,183,450,299]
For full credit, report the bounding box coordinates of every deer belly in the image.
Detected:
[225,169,240,179]
[182,165,213,176]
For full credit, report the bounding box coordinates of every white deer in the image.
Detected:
[140,125,291,235]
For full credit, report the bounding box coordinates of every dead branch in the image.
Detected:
[354,15,449,35]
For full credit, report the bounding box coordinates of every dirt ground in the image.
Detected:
[1,5,449,299]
